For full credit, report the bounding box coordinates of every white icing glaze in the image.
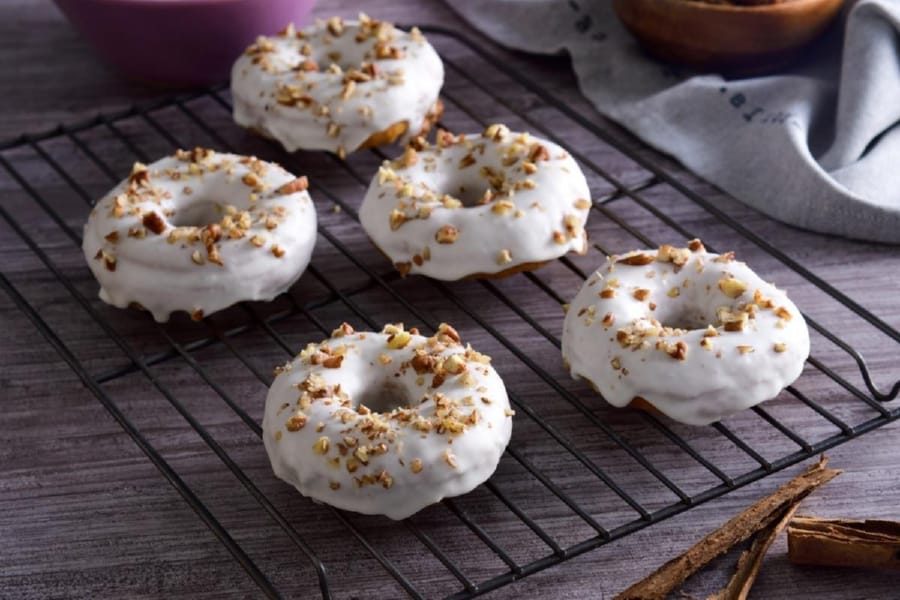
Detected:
[262,323,513,520]
[561,241,810,426]
[359,125,592,279]
[82,149,317,322]
[231,16,443,156]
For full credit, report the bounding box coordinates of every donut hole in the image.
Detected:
[169,201,222,228]
[437,170,499,207]
[452,184,495,207]
[656,305,716,331]
[355,379,413,414]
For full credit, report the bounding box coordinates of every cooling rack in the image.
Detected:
[2,26,899,599]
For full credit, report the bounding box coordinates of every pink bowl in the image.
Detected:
[52,0,316,87]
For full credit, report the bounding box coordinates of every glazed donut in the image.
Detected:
[359,125,592,279]
[262,322,514,520]
[82,148,317,322]
[561,240,810,425]
[231,15,444,158]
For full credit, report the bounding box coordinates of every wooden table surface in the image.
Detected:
[3,1,899,599]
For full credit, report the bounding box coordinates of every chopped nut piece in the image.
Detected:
[438,323,461,343]
[633,288,651,301]
[610,356,622,370]
[703,325,719,337]
[322,355,343,369]
[271,244,286,258]
[191,309,204,321]
[388,209,407,230]
[528,144,550,162]
[574,198,592,210]
[483,123,510,141]
[327,122,341,138]
[600,288,616,299]
[374,42,404,59]
[714,251,736,263]
[667,287,681,298]
[340,79,356,100]
[142,211,166,235]
[435,224,459,244]
[491,200,515,215]
[737,345,755,355]
[496,249,513,265]
[241,172,261,188]
[718,277,749,299]
[719,308,749,332]
[387,330,411,350]
[278,176,309,194]
[617,253,655,266]
[128,162,150,186]
[331,322,355,337]
[313,437,330,455]
[443,354,467,375]
[459,153,476,169]
[668,341,688,361]
[286,414,308,431]
[104,231,120,243]
[687,238,705,252]
[191,250,204,265]
[410,459,423,474]
[601,312,615,328]
[101,251,117,271]
[774,306,793,321]
[552,230,567,245]
[250,234,266,247]
[774,342,787,353]
[326,16,344,36]
[444,449,458,469]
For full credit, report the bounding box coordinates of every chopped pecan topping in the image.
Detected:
[528,144,550,162]
[617,253,655,266]
[142,211,166,235]
[458,154,476,169]
[435,224,459,244]
[668,341,688,361]
[278,176,309,194]
[687,238,705,252]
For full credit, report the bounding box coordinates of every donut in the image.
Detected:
[359,125,592,280]
[262,322,514,520]
[231,15,444,158]
[82,148,317,322]
[561,240,810,425]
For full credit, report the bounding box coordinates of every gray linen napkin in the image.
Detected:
[449,0,900,244]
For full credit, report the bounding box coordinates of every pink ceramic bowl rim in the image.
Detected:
[83,0,258,5]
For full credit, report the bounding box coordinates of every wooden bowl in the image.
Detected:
[613,0,844,75]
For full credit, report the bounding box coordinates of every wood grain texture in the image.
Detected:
[2,1,899,599]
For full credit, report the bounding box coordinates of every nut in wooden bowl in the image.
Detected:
[613,0,845,75]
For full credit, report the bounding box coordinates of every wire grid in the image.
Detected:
[2,27,899,599]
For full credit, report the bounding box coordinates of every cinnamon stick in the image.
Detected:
[708,500,802,600]
[788,516,900,571]
[615,456,841,600]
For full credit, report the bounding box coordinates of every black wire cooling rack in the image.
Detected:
[2,27,899,599]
